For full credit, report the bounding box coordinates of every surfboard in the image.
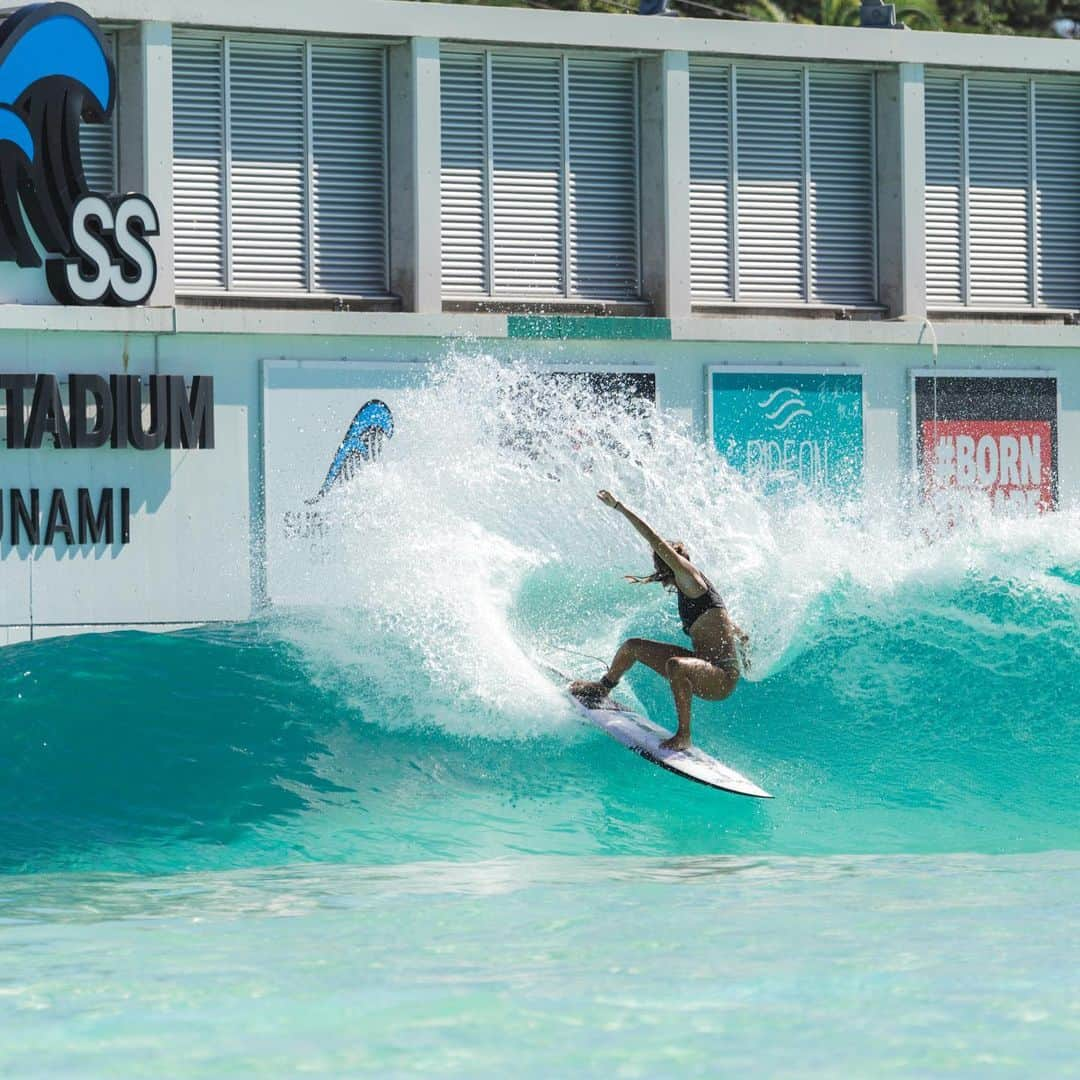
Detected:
[547,667,772,798]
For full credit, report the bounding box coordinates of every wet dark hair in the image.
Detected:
[628,541,689,588]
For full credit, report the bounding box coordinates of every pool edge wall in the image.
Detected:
[1,314,1076,641]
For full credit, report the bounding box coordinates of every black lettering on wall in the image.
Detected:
[166,375,215,449]
[44,488,75,545]
[70,374,113,449]
[78,487,113,544]
[2,373,215,455]
[26,374,71,449]
[120,487,130,544]
[0,374,33,448]
[127,375,168,451]
[110,373,129,449]
[10,488,39,545]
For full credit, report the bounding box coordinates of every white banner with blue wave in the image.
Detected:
[261,359,427,606]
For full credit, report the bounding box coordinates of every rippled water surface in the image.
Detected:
[2,855,1077,1077]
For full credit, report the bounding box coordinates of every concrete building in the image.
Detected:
[1,0,1078,641]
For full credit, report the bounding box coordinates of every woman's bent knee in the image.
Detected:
[665,656,690,682]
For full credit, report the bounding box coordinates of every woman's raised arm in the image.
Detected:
[597,491,707,595]
[597,490,662,548]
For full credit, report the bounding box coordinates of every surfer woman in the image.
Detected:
[570,490,748,752]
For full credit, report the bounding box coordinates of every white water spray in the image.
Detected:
[270,353,1080,738]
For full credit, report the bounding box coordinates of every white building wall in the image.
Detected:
[2,2,1080,640]
[4,321,1080,638]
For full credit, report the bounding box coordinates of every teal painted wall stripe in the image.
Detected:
[506,316,672,340]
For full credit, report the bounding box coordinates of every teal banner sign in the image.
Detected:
[710,369,863,494]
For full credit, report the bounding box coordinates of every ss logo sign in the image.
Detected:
[46,194,159,306]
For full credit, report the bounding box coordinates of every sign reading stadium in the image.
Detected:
[0,3,158,306]
[1,373,214,548]
[0,374,214,450]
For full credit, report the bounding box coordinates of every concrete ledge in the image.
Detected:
[932,322,1080,348]
[672,316,1080,350]
[674,316,922,344]
[1,303,1080,349]
[173,307,507,338]
[0,305,175,333]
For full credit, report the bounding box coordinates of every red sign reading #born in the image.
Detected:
[922,420,1053,512]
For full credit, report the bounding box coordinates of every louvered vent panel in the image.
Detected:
[967,78,1031,306]
[1034,80,1080,309]
[228,40,307,291]
[79,30,117,193]
[566,57,639,299]
[735,66,804,302]
[808,69,876,305]
[440,50,488,296]
[172,33,226,291]
[490,53,563,296]
[924,74,964,306]
[688,61,733,302]
[310,44,387,295]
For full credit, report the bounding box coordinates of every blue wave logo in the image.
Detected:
[0,4,114,268]
[757,386,812,432]
[308,400,395,502]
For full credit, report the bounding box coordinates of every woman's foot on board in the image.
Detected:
[569,678,613,704]
[660,732,692,753]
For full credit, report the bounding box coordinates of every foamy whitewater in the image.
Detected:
[2,355,1077,1075]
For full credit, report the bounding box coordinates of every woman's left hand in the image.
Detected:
[597,490,619,509]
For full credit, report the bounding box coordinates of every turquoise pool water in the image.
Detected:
[2,853,1076,1076]
[2,362,1078,1074]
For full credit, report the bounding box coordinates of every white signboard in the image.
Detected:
[262,359,427,605]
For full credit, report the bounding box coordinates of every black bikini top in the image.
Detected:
[677,576,725,635]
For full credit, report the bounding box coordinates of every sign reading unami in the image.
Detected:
[0,3,158,305]
[710,368,864,494]
[0,373,215,549]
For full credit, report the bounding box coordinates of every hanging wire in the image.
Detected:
[542,641,610,668]
[920,317,940,480]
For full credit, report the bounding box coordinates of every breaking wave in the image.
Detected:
[2,355,1078,874]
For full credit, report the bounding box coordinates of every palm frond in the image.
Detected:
[739,0,791,21]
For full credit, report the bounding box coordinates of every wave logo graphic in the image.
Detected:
[0,4,113,266]
[0,4,158,305]
[757,386,812,432]
[309,400,395,502]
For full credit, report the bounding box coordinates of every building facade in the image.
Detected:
[2,0,1079,641]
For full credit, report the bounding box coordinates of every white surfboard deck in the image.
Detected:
[548,668,772,798]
